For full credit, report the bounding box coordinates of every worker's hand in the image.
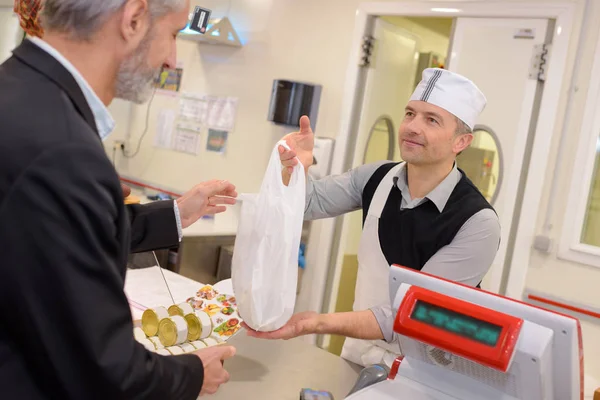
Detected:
[242,311,320,340]
[279,115,314,185]
[176,180,237,228]
[195,345,236,396]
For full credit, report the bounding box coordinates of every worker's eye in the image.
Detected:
[428,117,439,125]
[405,111,414,118]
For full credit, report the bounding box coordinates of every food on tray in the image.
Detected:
[202,303,220,316]
[166,346,184,355]
[216,294,236,307]
[168,302,194,317]
[216,294,227,303]
[221,306,234,315]
[197,285,217,300]
[203,337,219,346]
[136,282,241,345]
[191,340,207,349]
[190,299,204,309]
[184,310,213,341]
[141,306,169,337]
[213,317,241,337]
[148,336,164,349]
[180,343,196,353]
[158,316,188,347]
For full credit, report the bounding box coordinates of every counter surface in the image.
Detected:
[211,333,360,399]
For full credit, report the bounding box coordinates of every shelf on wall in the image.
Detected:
[178,17,243,47]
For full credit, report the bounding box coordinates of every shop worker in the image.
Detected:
[247,68,501,367]
[0,0,237,399]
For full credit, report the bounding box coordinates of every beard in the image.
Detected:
[114,30,160,104]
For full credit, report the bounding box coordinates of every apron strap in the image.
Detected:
[368,163,404,219]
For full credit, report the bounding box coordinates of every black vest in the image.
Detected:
[362,162,495,273]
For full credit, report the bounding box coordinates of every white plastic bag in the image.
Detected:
[231,140,305,332]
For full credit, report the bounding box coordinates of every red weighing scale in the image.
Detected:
[346,265,584,400]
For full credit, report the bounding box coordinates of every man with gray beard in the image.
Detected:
[0,1,236,398]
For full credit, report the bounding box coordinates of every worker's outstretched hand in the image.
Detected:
[279,115,314,184]
[195,345,236,396]
[242,311,319,340]
[176,180,237,228]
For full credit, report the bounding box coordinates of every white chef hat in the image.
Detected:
[410,68,486,130]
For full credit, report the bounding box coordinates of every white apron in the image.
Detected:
[340,163,403,367]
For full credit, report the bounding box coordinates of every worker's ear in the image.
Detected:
[453,133,473,155]
[120,0,150,51]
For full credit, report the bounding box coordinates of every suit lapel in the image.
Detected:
[12,39,99,136]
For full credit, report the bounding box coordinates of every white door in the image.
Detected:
[448,18,550,293]
[323,18,420,352]
[352,19,419,169]
[0,8,21,64]
[345,19,419,252]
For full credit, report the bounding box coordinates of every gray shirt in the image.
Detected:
[305,161,501,342]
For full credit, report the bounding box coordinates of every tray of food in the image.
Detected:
[133,283,242,355]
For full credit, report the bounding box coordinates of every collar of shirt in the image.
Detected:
[29,37,115,140]
[393,162,461,212]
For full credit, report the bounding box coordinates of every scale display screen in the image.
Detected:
[410,300,503,347]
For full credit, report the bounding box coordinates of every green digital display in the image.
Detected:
[410,300,503,347]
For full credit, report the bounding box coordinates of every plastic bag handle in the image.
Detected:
[276,140,304,186]
[277,140,298,161]
[260,140,304,195]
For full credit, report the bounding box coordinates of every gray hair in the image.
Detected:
[455,117,472,156]
[41,0,186,39]
[455,117,472,136]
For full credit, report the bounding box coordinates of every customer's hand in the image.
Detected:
[176,180,237,228]
[279,115,314,185]
[242,311,320,340]
[195,345,236,396]
[120,183,132,198]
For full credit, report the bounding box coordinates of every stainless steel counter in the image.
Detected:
[212,333,361,399]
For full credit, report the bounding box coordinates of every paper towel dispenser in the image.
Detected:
[268,80,322,129]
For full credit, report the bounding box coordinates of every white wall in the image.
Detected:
[0,7,21,63]
[110,0,369,194]
[521,0,600,380]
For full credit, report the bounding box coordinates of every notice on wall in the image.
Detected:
[154,109,176,149]
[206,129,229,153]
[154,67,183,92]
[206,97,238,131]
[179,93,238,131]
[172,129,200,155]
[153,62,184,96]
[179,94,209,123]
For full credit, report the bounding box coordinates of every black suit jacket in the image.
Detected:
[0,40,203,399]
